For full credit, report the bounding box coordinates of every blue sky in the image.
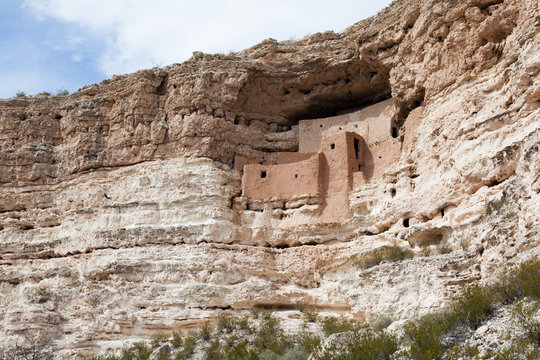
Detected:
[0,0,392,99]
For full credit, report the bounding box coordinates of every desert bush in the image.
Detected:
[174,332,196,359]
[120,342,152,360]
[354,245,414,269]
[15,91,28,98]
[151,333,170,348]
[302,308,319,323]
[0,334,52,360]
[452,285,497,328]
[252,313,292,355]
[315,327,397,360]
[512,299,540,346]
[33,286,53,303]
[404,312,455,360]
[322,316,361,336]
[373,316,394,332]
[217,313,235,333]
[198,322,212,341]
[225,342,260,360]
[496,259,540,302]
[445,343,480,360]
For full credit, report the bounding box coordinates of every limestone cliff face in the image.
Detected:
[0,0,539,357]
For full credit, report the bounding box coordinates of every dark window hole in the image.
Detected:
[173,84,177,89]
[330,143,335,149]
[392,127,398,138]
[354,138,360,159]
[403,218,410,228]
[261,171,267,178]
[390,188,396,198]
[294,174,298,179]
[320,124,323,128]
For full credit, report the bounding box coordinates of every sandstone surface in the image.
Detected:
[0,0,539,357]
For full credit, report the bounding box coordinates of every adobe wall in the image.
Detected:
[276,152,315,165]
[241,153,322,200]
[319,132,365,221]
[363,138,402,180]
[299,98,396,153]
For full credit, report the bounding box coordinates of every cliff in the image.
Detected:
[0,0,539,357]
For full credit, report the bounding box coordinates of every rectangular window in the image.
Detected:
[261,171,267,178]
[354,138,360,159]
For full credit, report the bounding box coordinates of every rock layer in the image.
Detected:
[0,0,539,357]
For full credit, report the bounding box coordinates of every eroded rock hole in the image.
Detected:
[54,115,62,120]
[403,218,410,228]
[390,188,396,198]
[156,75,168,96]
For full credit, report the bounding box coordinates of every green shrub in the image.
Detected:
[452,285,496,328]
[120,342,152,360]
[302,308,319,323]
[226,342,260,360]
[445,343,480,360]
[404,312,453,360]
[15,91,27,98]
[199,322,212,341]
[316,327,398,360]
[236,315,252,333]
[511,299,540,346]
[151,333,169,348]
[176,332,196,359]
[354,245,414,269]
[204,338,224,360]
[217,314,235,333]
[171,331,182,348]
[253,313,292,355]
[496,260,540,302]
[321,316,361,336]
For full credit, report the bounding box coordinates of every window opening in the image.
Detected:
[330,143,335,149]
[354,138,360,159]
[261,171,267,178]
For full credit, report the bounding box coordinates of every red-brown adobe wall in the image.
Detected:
[241,153,322,200]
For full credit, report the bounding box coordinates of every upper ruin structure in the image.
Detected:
[236,98,423,222]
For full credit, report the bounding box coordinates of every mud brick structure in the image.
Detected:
[238,98,420,221]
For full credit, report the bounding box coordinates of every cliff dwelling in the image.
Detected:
[234,98,421,222]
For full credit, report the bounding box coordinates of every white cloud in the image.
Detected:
[71,53,82,62]
[23,0,392,76]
